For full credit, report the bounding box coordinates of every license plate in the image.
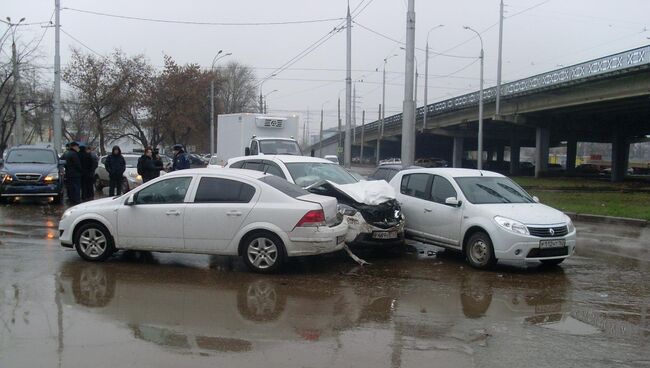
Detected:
[336,235,346,244]
[372,231,398,239]
[539,239,565,249]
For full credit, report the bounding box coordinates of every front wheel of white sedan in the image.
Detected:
[242,232,286,273]
[74,222,115,262]
[465,232,496,270]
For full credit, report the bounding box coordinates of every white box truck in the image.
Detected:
[216,113,301,166]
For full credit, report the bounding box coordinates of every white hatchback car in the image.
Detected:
[59,169,348,273]
[389,168,576,269]
[226,155,405,246]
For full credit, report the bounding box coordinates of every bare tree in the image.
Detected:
[220,61,257,114]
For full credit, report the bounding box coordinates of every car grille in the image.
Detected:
[527,247,569,258]
[527,226,568,238]
[15,173,42,182]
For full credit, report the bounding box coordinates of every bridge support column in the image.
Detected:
[496,144,505,163]
[535,127,549,178]
[611,134,629,182]
[452,137,464,168]
[510,136,520,176]
[566,134,577,175]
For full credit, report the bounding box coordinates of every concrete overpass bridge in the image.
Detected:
[317,45,650,181]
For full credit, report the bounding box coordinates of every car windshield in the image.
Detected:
[125,157,139,168]
[285,162,358,187]
[6,149,55,164]
[259,140,302,155]
[455,176,534,204]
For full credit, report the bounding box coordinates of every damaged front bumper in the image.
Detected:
[343,212,405,246]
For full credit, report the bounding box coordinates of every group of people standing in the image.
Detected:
[62,141,99,204]
[62,143,192,204]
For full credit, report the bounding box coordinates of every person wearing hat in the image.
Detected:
[105,145,126,196]
[64,142,82,204]
[171,144,190,171]
[137,146,164,183]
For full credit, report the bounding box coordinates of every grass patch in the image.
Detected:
[512,176,629,190]
[528,190,650,221]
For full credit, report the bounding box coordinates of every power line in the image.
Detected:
[60,28,105,58]
[62,7,345,26]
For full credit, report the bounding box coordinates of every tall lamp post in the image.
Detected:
[210,51,231,157]
[423,24,444,132]
[3,17,26,146]
[463,26,485,170]
[319,100,329,157]
[263,89,278,114]
[259,74,277,113]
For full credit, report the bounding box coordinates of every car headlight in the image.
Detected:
[337,204,357,217]
[566,216,576,233]
[0,171,11,183]
[44,170,59,181]
[494,216,529,235]
[61,207,77,220]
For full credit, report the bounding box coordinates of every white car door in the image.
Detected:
[183,176,257,253]
[423,175,463,248]
[117,176,193,250]
[397,173,433,238]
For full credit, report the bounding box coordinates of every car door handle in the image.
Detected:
[226,211,242,217]
[424,208,432,213]
[165,210,181,216]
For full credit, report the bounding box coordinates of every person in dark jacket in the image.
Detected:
[171,144,190,171]
[137,147,164,183]
[79,144,98,201]
[64,142,82,204]
[105,145,126,196]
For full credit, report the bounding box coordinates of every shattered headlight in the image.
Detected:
[337,204,357,217]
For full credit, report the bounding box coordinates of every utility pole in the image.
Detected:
[337,97,341,158]
[376,104,381,163]
[401,0,416,167]
[12,38,24,145]
[378,55,396,164]
[352,84,356,144]
[53,0,62,152]
[423,25,444,132]
[496,0,504,116]
[360,110,365,163]
[319,107,324,157]
[210,51,230,157]
[344,4,352,168]
[464,26,485,170]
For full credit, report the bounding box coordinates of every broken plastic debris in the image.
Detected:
[343,244,371,266]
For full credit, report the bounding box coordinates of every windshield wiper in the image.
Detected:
[476,183,511,203]
[497,183,533,202]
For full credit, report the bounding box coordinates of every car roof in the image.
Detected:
[166,168,269,179]
[231,155,333,164]
[400,167,505,178]
[9,145,55,151]
[376,164,421,170]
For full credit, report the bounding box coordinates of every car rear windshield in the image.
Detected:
[285,162,358,187]
[6,149,56,164]
[259,175,310,198]
[259,140,302,155]
[455,177,534,204]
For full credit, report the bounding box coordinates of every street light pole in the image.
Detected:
[263,89,278,114]
[7,17,26,146]
[423,24,444,132]
[54,0,62,153]
[319,100,329,157]
[210,51,231,157]
[378,54,397,165]
[259,74,276,114]
[344,4,352,168]
[496,0,504,116]
[401,0,417,167]
[464,26,485,170]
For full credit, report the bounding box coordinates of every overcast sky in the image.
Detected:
[5,0,650,135]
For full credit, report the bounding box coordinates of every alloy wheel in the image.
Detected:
[247,238,278,270]
[79,228,108,259]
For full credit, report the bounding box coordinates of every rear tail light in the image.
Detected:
[295,209,326,227]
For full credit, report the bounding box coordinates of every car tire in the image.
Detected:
[540,258,565,267]
[241,232,286,273]
[74,222,115,262]
[465,232,497,269]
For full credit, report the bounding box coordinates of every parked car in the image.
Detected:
[389,168,576,269]
[379,157,401,165]
[368,164,422,182]
[0,144,65,203]
[324,155,340,164]
[415,157,448,168]
[207,155,222,169]
[58,169,348,273]
[226,155,405,246]
[548,163,564,172]
[95,154,143,193]
[575,163,602,175]
[188,154,208,168]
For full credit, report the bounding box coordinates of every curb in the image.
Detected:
[564,212,648,227]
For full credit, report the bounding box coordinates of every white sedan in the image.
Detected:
[59,169,348,273]
[389,168,576,269]
[95,154,143,192]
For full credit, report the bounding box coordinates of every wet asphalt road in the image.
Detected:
[0,198,649,368]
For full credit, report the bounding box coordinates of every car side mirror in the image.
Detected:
[445,197,462,207]
[245,147,251,156]
[532,196,540,203]
[125,194,136,206]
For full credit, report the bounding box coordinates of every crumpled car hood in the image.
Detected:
[307,180,403,229]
